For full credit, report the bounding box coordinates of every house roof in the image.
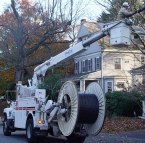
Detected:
[77,19,101,38]
[83,22,101,33]
[132,26,145,35]
[130,65,145,75]
[65,71,102,81]
[78,71,102,80]
[65,70,130,81]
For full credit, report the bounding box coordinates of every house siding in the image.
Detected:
[74,47,144,92]
[72,20,145,93]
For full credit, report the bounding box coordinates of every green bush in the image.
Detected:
[106,91,143,117]
[38,73,64,101]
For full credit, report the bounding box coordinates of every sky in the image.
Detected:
[0,0,105,21]
[0,0,11,13]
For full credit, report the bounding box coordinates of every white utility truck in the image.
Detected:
[2,18,135,143]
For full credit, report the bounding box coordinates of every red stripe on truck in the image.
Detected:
[16,107,35,110]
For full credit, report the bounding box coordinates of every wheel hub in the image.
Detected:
[62,94,71,122]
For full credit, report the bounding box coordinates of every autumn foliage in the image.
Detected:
[102,117,145,133]
[0,60,15,96]
[0,0,73,82]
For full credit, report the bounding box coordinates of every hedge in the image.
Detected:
[105,91,144,117]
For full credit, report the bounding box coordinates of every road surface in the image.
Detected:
[1,125,145,143]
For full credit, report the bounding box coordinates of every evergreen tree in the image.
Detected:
[96,0,145,25]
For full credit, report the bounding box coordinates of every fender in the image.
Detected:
[3,108,14,120]
[26,112,35,128]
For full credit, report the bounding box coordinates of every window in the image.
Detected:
[87,59,92,72]
[75,62,79,74]
[114,58,121,69]
[80,59,92,73]
[82,36,88,41]
[95,57,101,70]
[140,35,145,40]
[81,60,85,73]
[142,75,145,84]
[134,34,138,39]
[105,80,113,93]
[134,34,145,40]
[117,82,125,88]
[85,60,88,72]
[141,56,145,65]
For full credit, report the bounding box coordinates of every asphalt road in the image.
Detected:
[1,125,145,143]
[0,125,68,143]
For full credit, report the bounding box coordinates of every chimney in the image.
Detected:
[81,19,86,24]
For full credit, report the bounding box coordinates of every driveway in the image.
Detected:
[87,130,145,143]
[0,123,145,143]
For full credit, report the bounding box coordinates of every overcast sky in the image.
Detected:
[0,0,105,21]
[0,0,11,13]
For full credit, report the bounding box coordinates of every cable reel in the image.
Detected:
[57,81,105,136]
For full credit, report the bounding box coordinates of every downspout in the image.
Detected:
[101,50,104,92]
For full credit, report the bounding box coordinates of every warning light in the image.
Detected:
[38,120,42,124]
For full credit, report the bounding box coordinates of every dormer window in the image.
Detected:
[82,36,88,41]
[133,34,145,40]
[141,56,145,65]
[78,36,88,42]
[134,34,139,39]
[140,35,145,40]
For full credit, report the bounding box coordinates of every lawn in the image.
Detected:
[102,117,145,133]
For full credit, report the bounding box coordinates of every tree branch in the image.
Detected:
[11,0,19,20]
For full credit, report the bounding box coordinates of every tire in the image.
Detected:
[67,134,86,143]
[3,115,11,136]
[26,119,36,143]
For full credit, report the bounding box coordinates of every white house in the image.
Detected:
[71,19,145,93]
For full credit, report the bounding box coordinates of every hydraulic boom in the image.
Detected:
[32,19,127,88]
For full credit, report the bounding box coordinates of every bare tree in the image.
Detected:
[0,0,87,82]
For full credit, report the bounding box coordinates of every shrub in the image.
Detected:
[38,73,64,101]
[106,91,143,117]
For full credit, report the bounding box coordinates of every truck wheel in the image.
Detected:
[26,119,36,143]
[67,134,86,143]
[3,115,11,136]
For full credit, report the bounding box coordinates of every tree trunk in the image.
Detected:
[11,0,25,83]
[15,59,24,83]
[15,27,25,83]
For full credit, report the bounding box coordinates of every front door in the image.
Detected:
[105,80,113,93]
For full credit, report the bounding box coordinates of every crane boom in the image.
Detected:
[32,19,130,88]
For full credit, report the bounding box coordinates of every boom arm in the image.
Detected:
[31,20,126,88]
